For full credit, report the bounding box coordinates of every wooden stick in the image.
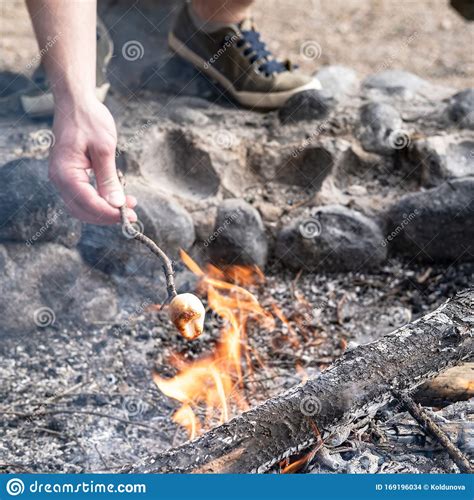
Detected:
[117,170,177,302]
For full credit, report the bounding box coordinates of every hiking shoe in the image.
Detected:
[20,18,112,118]
[169,4,321,109]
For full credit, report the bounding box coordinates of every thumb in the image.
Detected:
[91,147,126,208]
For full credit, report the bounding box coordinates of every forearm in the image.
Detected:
[26,0,97,104]
[25,0,136,224]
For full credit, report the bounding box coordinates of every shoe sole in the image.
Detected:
[20,83,110,118]
[168,32,321,109]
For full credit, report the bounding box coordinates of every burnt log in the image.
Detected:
[131,289,473,473]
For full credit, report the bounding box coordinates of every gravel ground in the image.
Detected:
[0,258,472,473]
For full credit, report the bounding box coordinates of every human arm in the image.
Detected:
[26,0,137,224]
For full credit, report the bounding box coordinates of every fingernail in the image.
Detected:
[106,191,126,207]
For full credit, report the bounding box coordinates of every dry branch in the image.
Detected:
[118,170,177,302]
[131,289,473,473]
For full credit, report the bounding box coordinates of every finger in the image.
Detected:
[67,193,120,224]
[126,195,137,208]
[90,145,126,208]
[63,197,107,225]
[65,195,138,225]
[124,207,138,223]
[50,159,138,225]
[56,167,123,224]
[61,173,138,224]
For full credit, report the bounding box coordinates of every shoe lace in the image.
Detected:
[235,29,287,76]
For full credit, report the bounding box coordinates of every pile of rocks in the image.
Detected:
[0,62,472,335]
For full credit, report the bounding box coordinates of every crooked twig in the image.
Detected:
[393,390,473,473]
[117,171,177,302]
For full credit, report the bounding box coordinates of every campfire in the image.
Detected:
[154,250,305,441]
[137,288,474,475]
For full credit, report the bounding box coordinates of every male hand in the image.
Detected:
[49,96,137,225]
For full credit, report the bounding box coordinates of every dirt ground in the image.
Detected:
[1,0,473,90]
[1,259,472,473]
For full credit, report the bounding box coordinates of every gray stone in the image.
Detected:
[79,177,195,275]
[357,102,407,155]
[0,158,81,248]
[0,243,117,336]
[140,128,221,201]
[279,90,334,124]
[408,134,474,186]
[255,201,283,223]
[0,71,30,99]
[315,65,359,101]
[207,198,268,269]
[362,70,427,98]
[385,177,474,262]
[275,205,387,272]
[168,107,210,126]
[72,277,119,325]
[0,71,31,117]
[249,140,334,189]
[189,204,218,243]
[448,89,474,129]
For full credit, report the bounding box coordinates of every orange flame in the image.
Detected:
[153,251,274,438]
[280,449,316,474]
[280,421,323,473]
[154,250,310,440]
